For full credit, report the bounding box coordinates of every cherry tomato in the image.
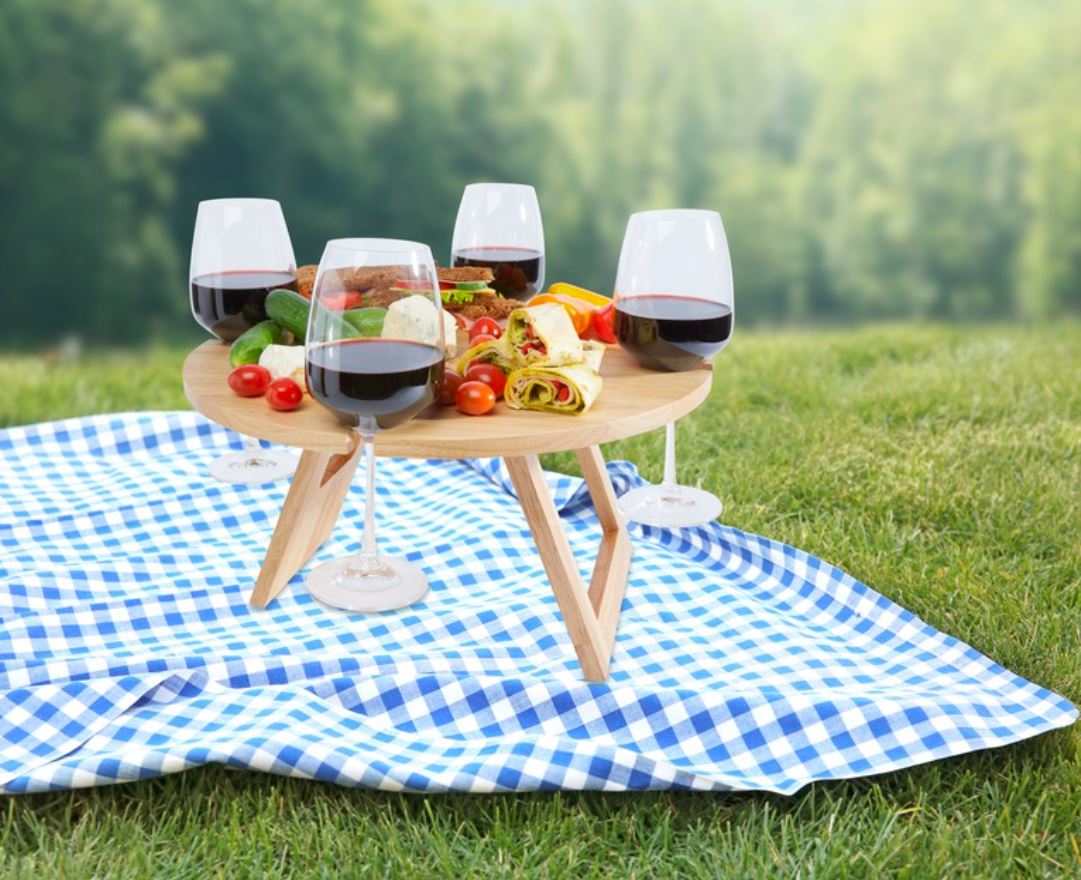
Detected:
[322,290,363,310]
[455,380,496,416]
[437,369,465,406]
[469,317,502,341]
[592,303,617,344]
[552,380,571,402]
[451,312,469,331]
[228,364,272,397]
[465,363,507,399]
[266,377,303,411]
[469,333,497,347]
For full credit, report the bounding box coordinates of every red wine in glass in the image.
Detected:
[614,295,733,372]
[306,338,444,431]
[190,269,297,342]
[451,246,545,300]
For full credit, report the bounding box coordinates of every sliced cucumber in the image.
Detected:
[265,289,310,342]
[229,320,285,367]
[342,307,387,337]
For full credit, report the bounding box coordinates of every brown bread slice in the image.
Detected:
[296,265,318,298]
[438,266,496,283]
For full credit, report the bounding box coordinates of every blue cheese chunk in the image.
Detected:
[382,296,457,356]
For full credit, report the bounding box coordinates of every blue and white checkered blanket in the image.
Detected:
[0,412,1074,793]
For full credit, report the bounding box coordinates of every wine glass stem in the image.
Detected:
[243,435,261,454]
[358,432,379,563]
[662,421,678,488]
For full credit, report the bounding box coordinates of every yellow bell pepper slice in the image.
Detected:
[546,282,611,307]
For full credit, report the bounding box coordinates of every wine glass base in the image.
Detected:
[208,449,297,485]
[306,555,429,612]
[618,484,723,529]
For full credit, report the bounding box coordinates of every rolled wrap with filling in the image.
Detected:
[504,364,603,415]
[581,340,606,372]
[454,335,517,375]
[506,303,584,366]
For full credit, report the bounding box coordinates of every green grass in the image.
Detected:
[1,324,1079,879]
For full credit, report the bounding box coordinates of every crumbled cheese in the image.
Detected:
[442,309,458,357]
[258,344,306,385]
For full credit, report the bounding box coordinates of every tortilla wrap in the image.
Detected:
[505,303,584,366]
[454,335,517,375]
[504,363,603,415]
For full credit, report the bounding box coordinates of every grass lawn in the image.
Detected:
[0,323,1078,878]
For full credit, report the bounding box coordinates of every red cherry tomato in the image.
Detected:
[592,303,617,344]
[465,363,507,399]
[322,290,363,310]
[437,369,465,406]
[451,312,469,330]
[469,333,497,348]
[265,377,303,411]
[469,317,502,341]
[228,364,272,397]
[455,380,496,416]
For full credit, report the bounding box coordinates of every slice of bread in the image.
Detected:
[343,266,406,291]
[438,266,496,283]
[296,264,318,298]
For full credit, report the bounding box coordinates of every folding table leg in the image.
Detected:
[505,448,632,681]
[249,441,362,608]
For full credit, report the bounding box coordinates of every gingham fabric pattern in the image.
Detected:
[0,412,1074,794]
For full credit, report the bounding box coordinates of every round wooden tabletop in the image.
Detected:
[183,340,712,458]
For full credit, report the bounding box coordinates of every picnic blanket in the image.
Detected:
[0,412,1074,794]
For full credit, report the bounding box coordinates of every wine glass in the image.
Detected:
[613,209,734,528]
[450,182,545,300]
[304,239,445,611]
[189,197,298,484]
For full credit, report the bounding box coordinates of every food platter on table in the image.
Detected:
[220,263,625,422]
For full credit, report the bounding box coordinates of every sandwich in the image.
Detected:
[437,267,519,321]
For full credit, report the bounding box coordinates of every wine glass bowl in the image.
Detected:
[451,183,545,300]
[306,240,444,434]
[613,209,734,373]
[304,239,445,612]
[613,209,734,528]
[188,197,298,483]
[189,198,297,342]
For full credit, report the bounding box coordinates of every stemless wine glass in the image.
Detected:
[305,239,445,611]
[613,209,734,528]
[450,183,545,299]
[189,198,298,484]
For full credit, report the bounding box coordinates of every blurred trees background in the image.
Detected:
[1,0,1078,345]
